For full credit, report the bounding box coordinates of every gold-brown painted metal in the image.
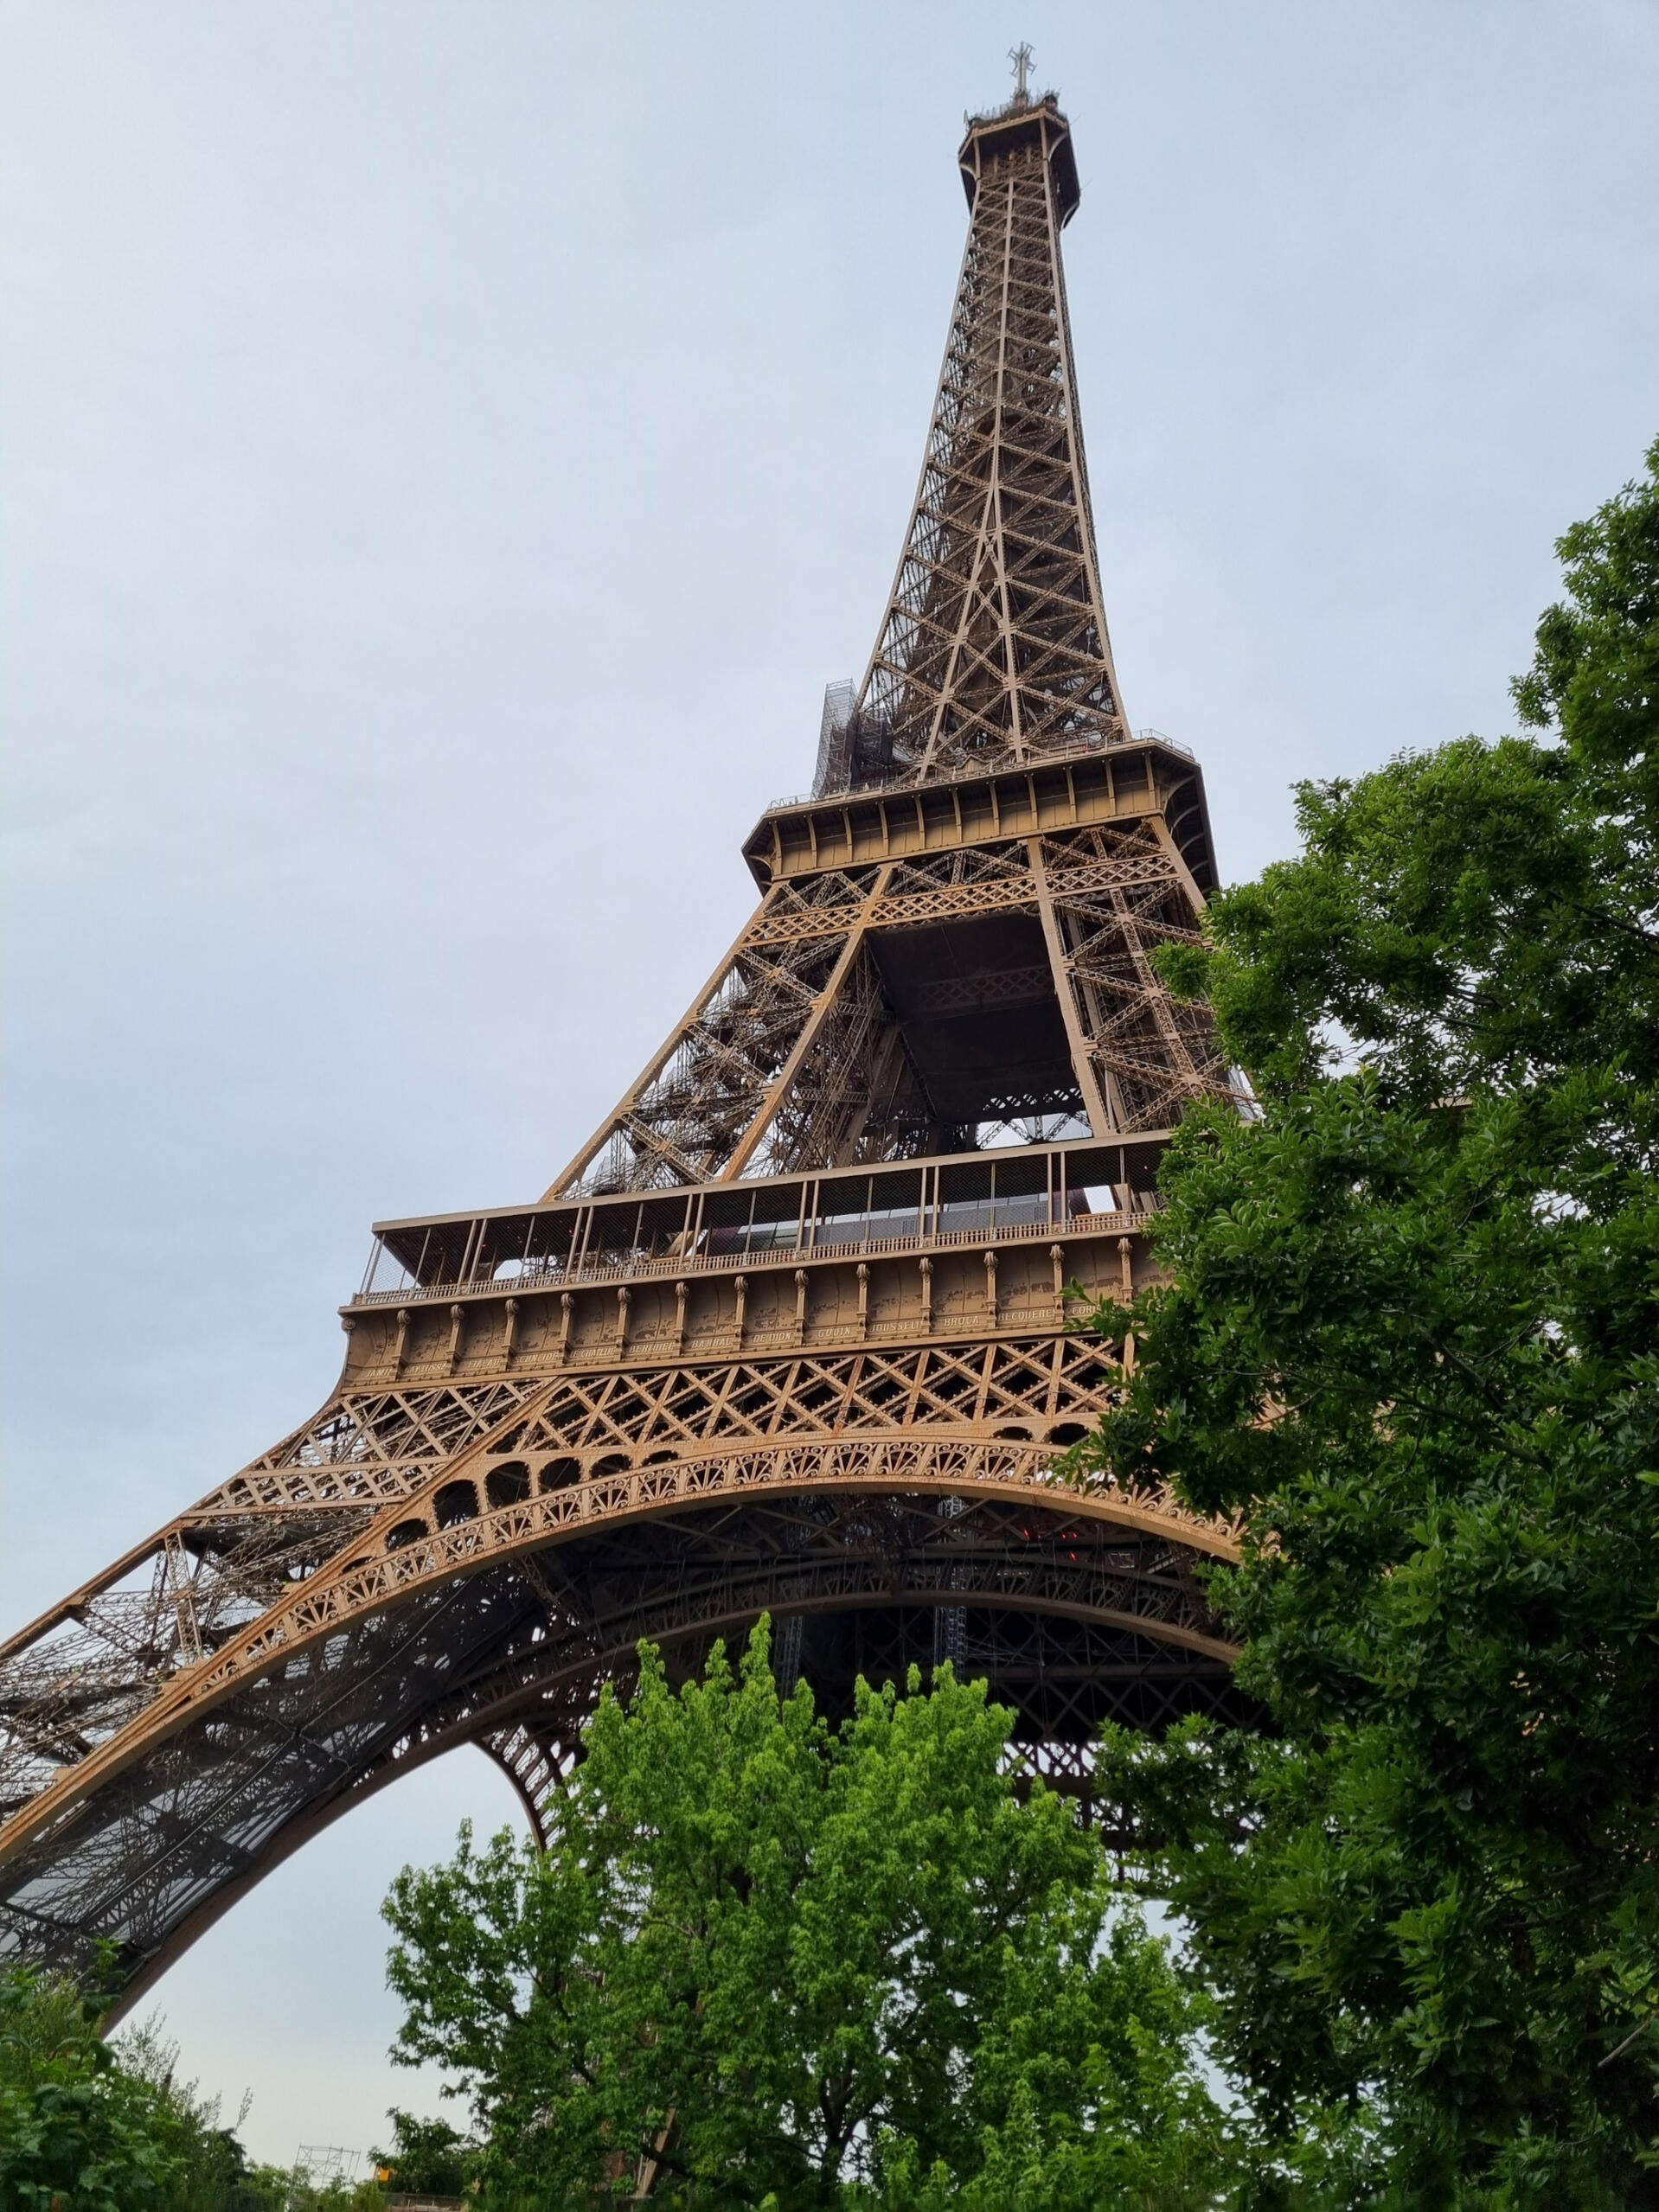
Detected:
[0,80,1247,2002]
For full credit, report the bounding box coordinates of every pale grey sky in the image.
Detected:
[3,0,1655,2168]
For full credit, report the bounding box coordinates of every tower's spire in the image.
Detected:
[825,89,1128,795]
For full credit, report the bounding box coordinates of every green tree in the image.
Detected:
[110,2011,264,2211]
[1079,441,1659,2204]
[0,1959,182,2210]
[383,1624,1233,2209]
[233,2170,305,2212]
[283,2171,384,2212]
[0,1956,317,2212]
[368,2107,476,2196]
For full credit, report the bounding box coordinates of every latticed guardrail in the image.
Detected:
[353,1204,1153,1307]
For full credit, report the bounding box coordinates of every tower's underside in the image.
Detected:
[0,83,1248,2005]
[0,1250,1252,2003]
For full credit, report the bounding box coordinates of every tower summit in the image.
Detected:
[0,83,1248,2006]
[830,73,1111,793]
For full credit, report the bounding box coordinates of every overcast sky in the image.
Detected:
[3,0,1655,2170]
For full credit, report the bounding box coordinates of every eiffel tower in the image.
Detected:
[0,73,1249,2008]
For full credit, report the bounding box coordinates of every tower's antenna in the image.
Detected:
[1009,42,1034,104]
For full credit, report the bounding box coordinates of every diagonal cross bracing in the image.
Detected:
[847,96,1125,790]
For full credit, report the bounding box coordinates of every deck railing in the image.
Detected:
[351,1205,1151,1308]
[765,729,1193,812]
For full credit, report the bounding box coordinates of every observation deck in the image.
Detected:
[959,91,1081,225]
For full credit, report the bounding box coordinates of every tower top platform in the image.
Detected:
[958,92,1080,227]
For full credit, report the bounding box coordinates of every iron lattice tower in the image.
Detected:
[0,81,1247,2007]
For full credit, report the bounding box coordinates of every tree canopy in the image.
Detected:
[1081,439,1659,2205]
[368,2105,479,2198]
[0,1957,368,2212]
[1,1960,182,2212]
[382,1629,1239,2209]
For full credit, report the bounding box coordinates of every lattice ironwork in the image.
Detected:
[558,810,1233,1194]
[841,93,1124,788]
[0,79,1251,2008]
[0,1488,1249,2002]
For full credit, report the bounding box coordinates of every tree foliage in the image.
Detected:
[1079,440,1659,2203]
[368,2106,477,2197]
[0,1958,285,2211]
[0,1955,388,2211]
[0,1959,181,2211]
[383,1626,1234,2209]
